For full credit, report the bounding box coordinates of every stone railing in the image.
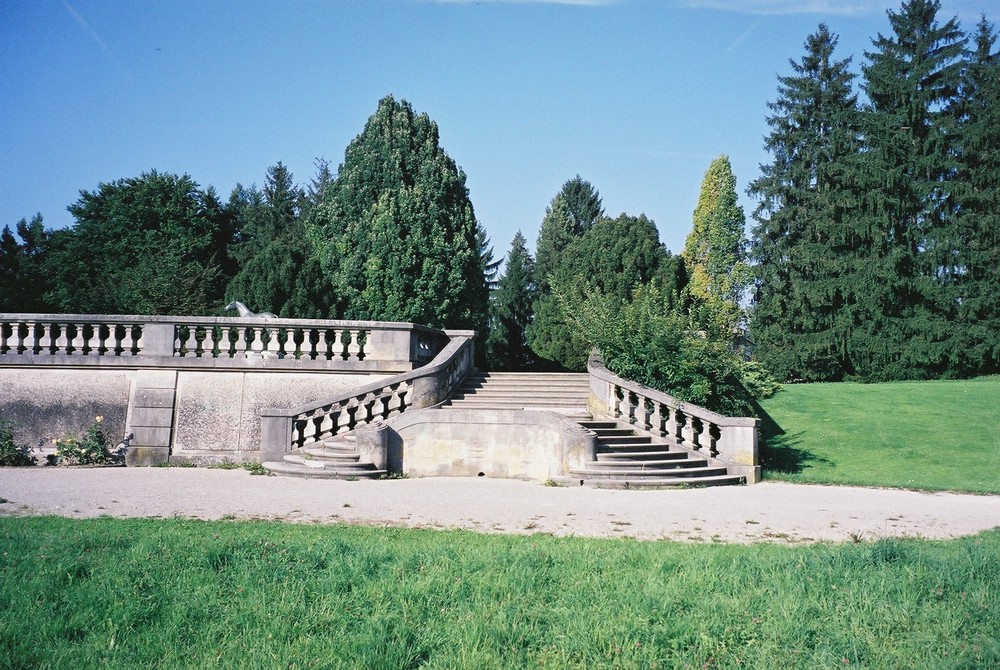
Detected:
[588,352,760,483]
[0,313,449,372]
[259,331,475,460]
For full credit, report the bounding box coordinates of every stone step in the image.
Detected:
[298,446,361,462]
[262,461,387,480]
[588,428,636,438]
[598,435,653,446]
[585,457,710,470]
[552,474,745,489]
[579,421,619,430]
[596,450,689,461]
[568,465,729,479]
[282,454,373,470]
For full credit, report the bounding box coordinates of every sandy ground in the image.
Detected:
[2,467,1000,544]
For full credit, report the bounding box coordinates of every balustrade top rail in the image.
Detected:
[0,313,451,372]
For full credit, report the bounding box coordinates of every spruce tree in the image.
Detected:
[857,0,966,379]
[952,17,1000,374]
[683,155,749,339]
[748,25,861,381]
[225,163,332,318]
[308,96,491,332]
[534,176,604,295]
[486,232,537,370]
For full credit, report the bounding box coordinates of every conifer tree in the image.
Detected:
[952,17,1000,374]
[683,155,749,339]
[308,96,491,332]
[225,163,332,318]
[486,232,537,370]
[533,176,603,295]
[748,25,861,381]
[856,0,966,379]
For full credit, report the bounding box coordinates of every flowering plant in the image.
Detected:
[54,416,114,465]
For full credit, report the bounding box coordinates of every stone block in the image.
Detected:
[131,426,172,447]
[125,446,169,467]
[133,388,175,408]
[128,407,173,427]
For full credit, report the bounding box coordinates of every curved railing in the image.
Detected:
[259,332,475,460]
[588,352,761,483]
[0,313,448,371]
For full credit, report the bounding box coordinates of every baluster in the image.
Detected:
[327,329,343,360]
[35,322,52,355]
[673,409,686,446]
[664,404,678,443]
[293,419,307,449]
[111,324,124,356]
[231,327,246,358]
[0,321,9,355]
[301,414,319,444]
[51,322,69,355]
[129,325,143,356]
[15,322,29,354]
[354,330,367,360]
[181,326,197,357]
[204,327,219,358]
[640,396,653,433]
[263,328,281,359]
[650,401,665,437]
[245,327,264,358]
[70,323,87,356]
[706,422,720,457]
[687,413,701,451]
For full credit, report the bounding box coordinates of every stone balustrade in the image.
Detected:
[259,332,475,461]
[0,313,448,372]
[588,353,761,483]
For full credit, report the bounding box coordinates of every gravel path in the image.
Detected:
[2,467,999,543]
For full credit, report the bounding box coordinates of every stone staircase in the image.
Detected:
[442,371,590,416]
[261,433,386,480]
[557,420,745,489]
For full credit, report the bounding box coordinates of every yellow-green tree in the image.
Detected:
[682,155,749,338]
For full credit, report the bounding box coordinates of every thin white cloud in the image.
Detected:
[726,18,761,52]
[63,1,135,83]
[677,0,884,16]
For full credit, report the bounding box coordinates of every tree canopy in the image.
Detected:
[308,96,491,332]
[44,171,231,315]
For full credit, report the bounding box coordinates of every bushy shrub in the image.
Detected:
[54,416,115,465]
[0,419,36,466]
[558,282,778,416]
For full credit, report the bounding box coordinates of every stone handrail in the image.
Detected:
[259,331,475,460]
[588,352,760,483]
[0,313,449,371]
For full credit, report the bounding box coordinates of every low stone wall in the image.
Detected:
[356,408,596,481]
[0,366,388,465]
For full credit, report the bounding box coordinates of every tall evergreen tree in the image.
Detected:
[534,176,604,295]
[0,215,52,312]
[308,96,490,332]
[749,25,861,381]
[683,155,749,339]
[952,17,1000,374]
[44,171,230,315]
[857,0,966,379]
[529,213,677,371]
[225,162,333,318]
[486,232,537,370]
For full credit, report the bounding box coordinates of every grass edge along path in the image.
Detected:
[757,376,1000,494]
[1,516,998,669]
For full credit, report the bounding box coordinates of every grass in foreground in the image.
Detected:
[757,376,1000,494]
[1,516,998,669]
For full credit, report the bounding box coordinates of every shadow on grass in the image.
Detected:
[751,398,832,475]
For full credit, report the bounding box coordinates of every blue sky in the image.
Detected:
[2,0,997,259]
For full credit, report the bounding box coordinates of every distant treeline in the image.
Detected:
[3,1,998,387]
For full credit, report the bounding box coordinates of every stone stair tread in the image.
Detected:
[262,461,387,479]
[597,452,691,462]
[568,465,728,478]
[552,474,744,489]
[299,447,362,461]
[585,458,710,469]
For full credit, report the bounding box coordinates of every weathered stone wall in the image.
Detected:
[171,371,385,462]
[0,366,387,464]
[0,368,132,455]
[368,408,596,481]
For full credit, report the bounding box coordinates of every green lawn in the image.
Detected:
[757,376,1000,494]
[1,516,998,669]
